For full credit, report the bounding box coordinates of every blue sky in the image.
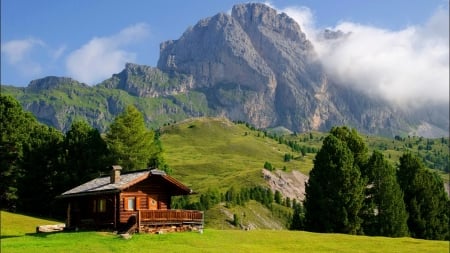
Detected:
[1,0,449,105]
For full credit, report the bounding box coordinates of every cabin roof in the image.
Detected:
[58,169,192,198]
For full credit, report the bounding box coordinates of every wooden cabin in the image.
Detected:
[58,166,203,233]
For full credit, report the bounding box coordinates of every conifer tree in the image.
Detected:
[60,120,110,188]
[0,95,42,211]
[361,151,408,237]
[290,203,304,230]
[304,134,365,234]
[18,125,64,216]
[105,105,157,171]
[274,190,282,204]
[329,126,368,170]
[397,153,449,240]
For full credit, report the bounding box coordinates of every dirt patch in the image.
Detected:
[262,169,308,202]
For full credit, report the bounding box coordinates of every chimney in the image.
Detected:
[110,165,122,184]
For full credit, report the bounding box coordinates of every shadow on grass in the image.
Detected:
[24,229,118,238]
[25,231,64,238]
[0,235,23,239]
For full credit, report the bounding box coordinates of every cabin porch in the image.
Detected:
[121,209,204,233]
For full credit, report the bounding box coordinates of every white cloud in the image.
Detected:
[65,23,150,85]
[2,38,45,64]
[281,5,449,107]
[1,38,69,83]
[1,38,46,77]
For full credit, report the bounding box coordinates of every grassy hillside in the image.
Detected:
[160,118,448,229]
[2,84,210,132]
[1,211,448,253]
[204,201,290,230]
[161,117,314,192]
[162,117,449,192]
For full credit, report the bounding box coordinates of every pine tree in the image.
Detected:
[0,95,43,211]
[60,120,110,188]
[274,190,282,204]
[362,151,408,237]
[304,135,365,234]
[397,153,449,240]
[329,126,368,170]
[105,105,157,171]
[290,203,304,230]
[18,125,64,216]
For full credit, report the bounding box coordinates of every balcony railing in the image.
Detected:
[139,209,203,223]
[120,209,204,226]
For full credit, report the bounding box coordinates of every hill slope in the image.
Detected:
[160,118,448,200]
[160,117,312,193]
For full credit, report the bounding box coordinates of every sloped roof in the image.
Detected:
[58,169,192,198]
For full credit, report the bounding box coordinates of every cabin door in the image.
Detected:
[148,195,158,210]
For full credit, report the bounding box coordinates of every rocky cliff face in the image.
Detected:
[157,3,425,135]
[27,76,88,91]
[100,63,195,98]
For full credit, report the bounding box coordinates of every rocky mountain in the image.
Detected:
[157,3,447,136]
[2,3,448,137]
[99,63,195,98]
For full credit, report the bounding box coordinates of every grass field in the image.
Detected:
[161,118,449,194]
[161,117,314,193]
[1,211,448,253]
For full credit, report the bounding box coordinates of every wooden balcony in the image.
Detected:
[121,209,204,228]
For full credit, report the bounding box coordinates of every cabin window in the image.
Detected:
[126,197,136,211]
[93,198,106,213]
[98,199,106,212]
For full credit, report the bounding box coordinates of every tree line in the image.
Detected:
[302,126,449,240]
[0,95,164,217]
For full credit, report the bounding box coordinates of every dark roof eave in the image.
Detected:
[56,189,121,199]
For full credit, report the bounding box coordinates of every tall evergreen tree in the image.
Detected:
[274,190,282,204]
[18,124,64,216]
[0,95,39,211]
[59,120,110,189]
[329,126,368,171]
[304,135,365,234]
[362,151,408,237]
[397,153,449,240]
[290,203,304,230]
[105,105,157,171]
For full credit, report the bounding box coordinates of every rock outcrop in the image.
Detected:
[100,63,195,98]
[156,3,432,135]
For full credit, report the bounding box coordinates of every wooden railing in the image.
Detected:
[120,209,204,227]
[139,209,203,223]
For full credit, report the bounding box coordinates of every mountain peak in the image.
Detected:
[231,3,309,44]
[27,76,85,91]
[231,3,278,26]
[157,2,324,131]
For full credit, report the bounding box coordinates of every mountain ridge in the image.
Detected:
[2,3,448,137]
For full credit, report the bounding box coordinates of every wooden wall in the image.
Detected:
[120,176,173,212]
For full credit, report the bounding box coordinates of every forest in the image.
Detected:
[1,95,448,240]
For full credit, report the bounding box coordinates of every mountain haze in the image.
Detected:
[2,3,448,137]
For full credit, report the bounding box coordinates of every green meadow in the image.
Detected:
[1,211,448,253]
[161,117,316,193]
[160,118,449,194]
